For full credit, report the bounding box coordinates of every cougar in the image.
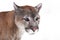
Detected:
[0,3,42,40]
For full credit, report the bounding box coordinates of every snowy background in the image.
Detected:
[0,0,60,40]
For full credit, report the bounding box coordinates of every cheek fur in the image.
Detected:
[37,19,40,24]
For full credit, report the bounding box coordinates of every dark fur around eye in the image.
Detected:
[36,17,39,21]
[24,18,29,21]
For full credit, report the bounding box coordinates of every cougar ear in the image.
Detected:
[13,2,20,10]
[13,2,24,13]
[35,3,42,12]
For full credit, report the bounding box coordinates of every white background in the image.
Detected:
[0,0,60,40]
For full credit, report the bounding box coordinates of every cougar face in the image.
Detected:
[14,3,42,34]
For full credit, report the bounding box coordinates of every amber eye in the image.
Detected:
[24,18,29,21]
[36,17,39,21]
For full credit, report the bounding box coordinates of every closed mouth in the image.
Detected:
[25,26,39,33]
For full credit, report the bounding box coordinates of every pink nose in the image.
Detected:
[31,27,38,32]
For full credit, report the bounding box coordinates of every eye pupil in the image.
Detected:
[36,18,39,21]
[24,18,29,21]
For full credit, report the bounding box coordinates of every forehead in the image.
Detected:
[21,6,36,11]
[20,6,37,17]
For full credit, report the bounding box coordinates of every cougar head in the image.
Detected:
[14,3,42,34]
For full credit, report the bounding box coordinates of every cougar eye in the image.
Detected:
[24,18,29,21]
[36,17,39,21]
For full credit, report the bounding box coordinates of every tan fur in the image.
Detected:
[0,11,19,40]
[0,6,36,40]
[0,3,42,40]
[20,6,36,12]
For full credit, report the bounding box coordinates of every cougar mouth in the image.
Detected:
[25,26,39,34]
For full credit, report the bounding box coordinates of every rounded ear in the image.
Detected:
[35,3,42,12]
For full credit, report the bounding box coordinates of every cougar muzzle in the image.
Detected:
[25,25,39,34]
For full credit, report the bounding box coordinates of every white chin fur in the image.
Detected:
[26,29,38,35]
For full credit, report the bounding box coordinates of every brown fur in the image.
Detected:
[20,6,36,12]
[0,6,37,40]
[0,2,42,39]
[0,11,18,40]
